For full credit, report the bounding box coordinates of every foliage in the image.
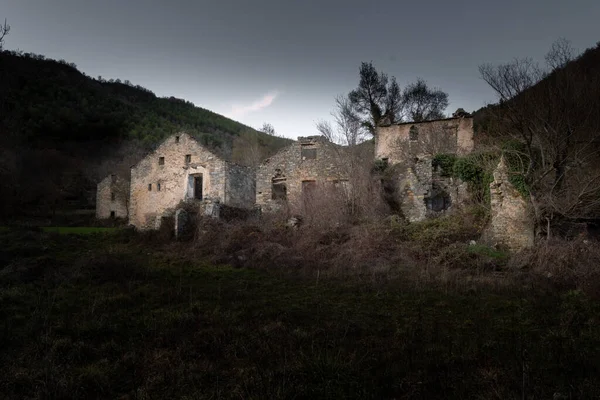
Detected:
[478,40,600,230]
[391,207,487,248]
[0,50,291,219]
[348,61,402,134]
[372,158,389,174]
[432,153,457,177]
[501,140,531,197]
[402,77,449,122]
[451,153,498,204]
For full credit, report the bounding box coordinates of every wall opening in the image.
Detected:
[194,174,203,200]
[110,174,117,184]
[302,180,317,197]
[426,185,451,212]
[110,211,115,218]
[157,183,161,191]
[271,178,287,201]
[175,136,180,143]
[301,144,317,160]
[409,125,419,141]
[159,157,165,165]
[111,192,115,201]
[185,154,191,164]
[148,183,152,191]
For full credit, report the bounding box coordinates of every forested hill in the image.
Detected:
[0,50,291,221]
[0,49,289,152]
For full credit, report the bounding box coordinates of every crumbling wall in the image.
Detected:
[129,133,228,230]
[391,157,470,222]
[399,158,432,222]
[226,163,256,209]
[376,116,474,164]
[483,156,534,251]
[96,174,129,219]
[256,136,349,212]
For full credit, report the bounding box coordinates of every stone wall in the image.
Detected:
[128,133,229,230]
[256,136,349,212]
[226,164,256,209]
[96,174,129,219]
[483,156,535,251]
[376,116,474,164]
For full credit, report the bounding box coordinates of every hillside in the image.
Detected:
[473,42,600,136]
[0,50,292,221]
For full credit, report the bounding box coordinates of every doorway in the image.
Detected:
[194,174,203,200]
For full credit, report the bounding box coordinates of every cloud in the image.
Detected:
[229,91,279,118]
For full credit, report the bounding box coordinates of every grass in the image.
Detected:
[0,229,599,399]
[40,226,120,235]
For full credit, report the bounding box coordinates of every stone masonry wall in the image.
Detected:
[256,136,349,212]
[96,174,129,219]
[376,116,474,164]
[129,133,228,230]
[399,158,432,222]
[483,156,535,251]
[226,164,256,209]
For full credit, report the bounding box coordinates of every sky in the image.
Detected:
[2,0,600,139]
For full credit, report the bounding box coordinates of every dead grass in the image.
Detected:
[2,228,600,399]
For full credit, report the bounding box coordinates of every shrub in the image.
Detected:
[432,154,457,177]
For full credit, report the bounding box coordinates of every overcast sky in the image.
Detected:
[3,0,600,139]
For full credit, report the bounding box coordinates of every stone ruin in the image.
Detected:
[482,156,535,251]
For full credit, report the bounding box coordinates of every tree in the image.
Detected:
[260,122,276,136]
[348,62,402,135]
[0,19,9,51]
[479,39,600,237]
[402,78,449,122]
[316,95,367,146]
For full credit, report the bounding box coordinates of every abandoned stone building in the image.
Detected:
[96,173,129,219]
[376,112,475,221]
[256,136,351,213]
[376,112,474,164]
[121,133,254,230]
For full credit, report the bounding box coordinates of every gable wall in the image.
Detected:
[129,133,227,229]
[256,137,349,212]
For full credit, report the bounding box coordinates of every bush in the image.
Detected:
[432,154,457,176]
[512,238,600,297]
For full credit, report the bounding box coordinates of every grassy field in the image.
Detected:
[1,228,599,399]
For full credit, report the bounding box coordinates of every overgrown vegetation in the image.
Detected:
[1,224,600,399]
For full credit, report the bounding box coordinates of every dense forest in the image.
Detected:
[0,50,291,221]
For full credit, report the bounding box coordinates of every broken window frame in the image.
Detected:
[409,125,419,141]
[271,178,287,201]
[301,145,317,160]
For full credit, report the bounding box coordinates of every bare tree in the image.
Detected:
[479,39,600,236]
[314,95,385,218]
[316,95,367,146]
[0,19,9,51]
[260,122,276,136]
